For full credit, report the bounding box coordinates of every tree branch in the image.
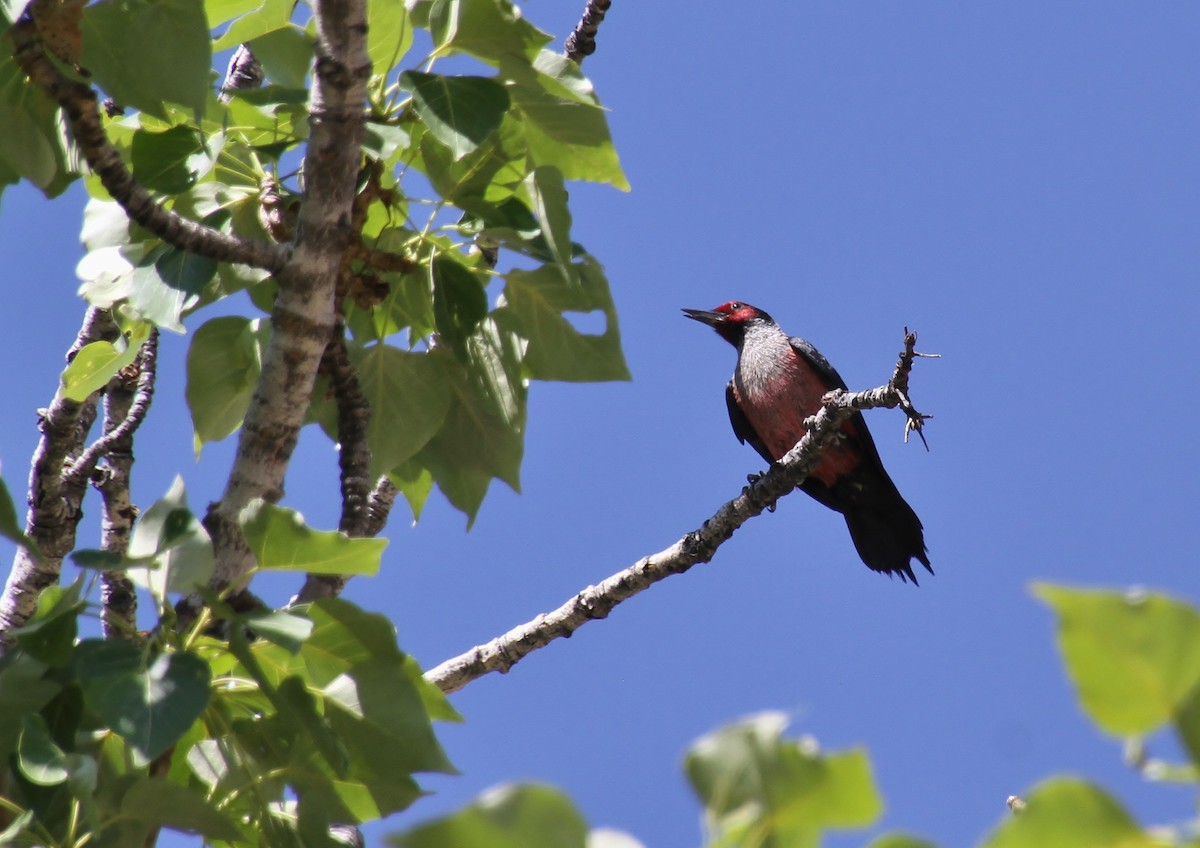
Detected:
[294,327,373,603]
[565,0,612,63]
[203,0,372,592]
[425,332,933,694]
[91,331,159,639]
[63,330,158,490]
[219,44,264,102]
[7,19,289,274]
[0,308,117,645]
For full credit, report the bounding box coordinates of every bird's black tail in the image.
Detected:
[841,480,931,584]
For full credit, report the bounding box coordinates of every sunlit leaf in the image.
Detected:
[402,71,510,161]
[126,476,214,596]
[389,783,587,848]
[1034,584,1200,735]
[128,245,218,332]
[248,25,314,89]
[212,0,291,50]
[685,712,882,848]
[239,500,387,576]
[497,258,629,382]
[426,0,551,66]
[367,0,412,77]
[980,778,1152,848]
[16,714,70,785]
[60,321,151,402]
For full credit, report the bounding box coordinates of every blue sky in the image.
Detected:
[3,2,1200,846]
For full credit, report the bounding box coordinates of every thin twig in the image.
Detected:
[565,0,612,63]
[219,44,264,102]
[364,476,399,537]
[92,333,159,639]
[7,18,289,273]
[64,330,158,489]
[294,327,373,603]
[424,331,934,693]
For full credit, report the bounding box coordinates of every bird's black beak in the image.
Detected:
[681,308,724,327]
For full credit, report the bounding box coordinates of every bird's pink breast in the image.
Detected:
[736,351,861,486]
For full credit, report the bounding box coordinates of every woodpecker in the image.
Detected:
[683,301,932,583]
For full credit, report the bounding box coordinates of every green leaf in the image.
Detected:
[127,476,215,596]
[239,500,388,576]
[980,778,1152,848]
[0,46,72,191]
[401,71,510,161]
[353,344,453,479]
[16,714,70,785]
[0,473,37,555]
[60,321,151,402]
[204,0,262,28]
[212,0,291,49]
[131,125,201,194]
[432,255,489,357]
[241,608,315,654]
[81,0,211,118]
[13,581,83,667]
[389,783,588,848]
[685,712,882,848]
[426,0,552,65]
[419,320,526,521]
[1034,584,1200,735]
[248,25,315,90]
[866,834,940,848]
[73,641,212,764]
[302,598,405,683]
[0,654,61,762]
[367,0,413,77]
[186,316,271,447]
[121,778,243,841]
[418,118,527,210]
[324,655,457,776]
[522,166,574,283]
[388,460,434,521]
[401,654,463,723]
[497,258,629,382]
[128,244,218,332]
[504,61,628,190]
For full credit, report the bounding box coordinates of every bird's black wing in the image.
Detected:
[725,380,774,466]
[787,334,894,498]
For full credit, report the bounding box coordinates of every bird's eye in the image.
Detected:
[728,302,742,310]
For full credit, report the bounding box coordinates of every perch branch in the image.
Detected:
[425,332,934,694]
[7,18,289,273]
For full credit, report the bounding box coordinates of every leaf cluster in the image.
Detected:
[0,576,457,847]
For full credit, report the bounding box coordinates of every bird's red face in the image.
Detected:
[682,301,771,344]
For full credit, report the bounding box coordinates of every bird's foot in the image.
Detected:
[744,472,777,512]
